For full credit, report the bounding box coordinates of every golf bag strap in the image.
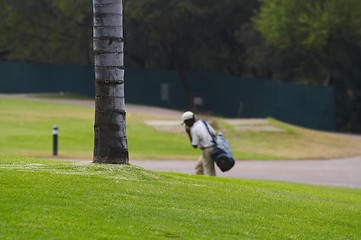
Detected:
[201,120,217,146]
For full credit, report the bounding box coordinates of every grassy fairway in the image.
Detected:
[1,96,361,160]
[0,97,94,158]
[0,155,360,239]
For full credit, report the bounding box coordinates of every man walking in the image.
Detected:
[181,111,216,176]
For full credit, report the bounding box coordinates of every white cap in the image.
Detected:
[181,111,194,124]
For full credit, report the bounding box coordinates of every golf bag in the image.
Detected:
[202,121,235,172]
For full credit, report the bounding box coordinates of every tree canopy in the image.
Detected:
[124,0,259,76]
[255,0,361,132]
[256,0,361,51]
[0,0,92,65]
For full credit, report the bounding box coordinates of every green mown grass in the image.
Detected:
[0,154,360,239]
[1,97,361,160]
[0,98,94,158]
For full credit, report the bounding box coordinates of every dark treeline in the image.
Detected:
[1,0,361,133]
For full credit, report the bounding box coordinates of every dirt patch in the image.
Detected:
[144,119,283,133]
[224,119,284,132]
[145,120,183,132]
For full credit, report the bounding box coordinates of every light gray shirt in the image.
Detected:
[191,120,215,149]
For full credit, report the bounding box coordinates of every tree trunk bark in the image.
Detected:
[92,0,129,164]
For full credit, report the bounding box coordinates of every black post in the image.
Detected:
[52,125,58,156]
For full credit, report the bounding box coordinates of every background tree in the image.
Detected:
[0,0,92,65]
[124,0,213,106]
[93,0,129,163]
[255,0,361,132]
[124,0,259,106]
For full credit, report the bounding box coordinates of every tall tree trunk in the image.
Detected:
[82,14,93,65]
[92,0,129,164]
[176,65,192,108]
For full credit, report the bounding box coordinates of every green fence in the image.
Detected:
[186,72,335,131]
[0,61,335,131]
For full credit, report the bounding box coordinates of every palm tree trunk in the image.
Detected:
[92,0,129,164]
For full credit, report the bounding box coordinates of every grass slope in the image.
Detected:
[1,155,361,239]
[1,97,361,160]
